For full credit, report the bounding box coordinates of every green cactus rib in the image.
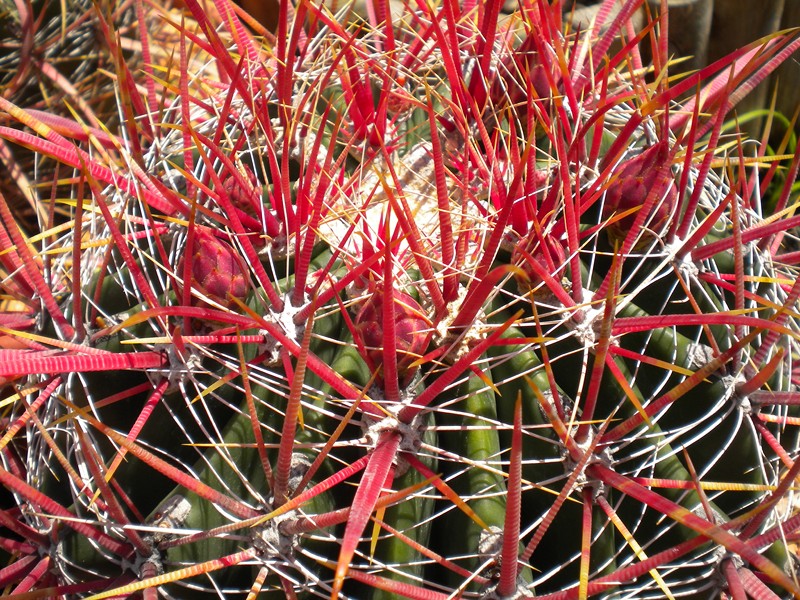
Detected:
[367,420,437,600]
[595,464,800,597]
[487,302,787,588]
[432,368,510,591]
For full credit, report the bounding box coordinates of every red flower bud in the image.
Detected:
[514,235,567,295]
[354,289,429,385]
[602,140,677,243]
[179,230,248,309]
[490,42,561,120]
[221,164,260,215]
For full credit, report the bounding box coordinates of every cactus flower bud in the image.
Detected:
[179,230,248,309]
[354,289,429,385]
[514,235,567,295]
[386,75,414,116]
[602,140,677,243]
[490,43,560,122]
[221,164,260,216]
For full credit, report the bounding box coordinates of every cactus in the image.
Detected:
[0,0,148,233]
[1,0,800,598]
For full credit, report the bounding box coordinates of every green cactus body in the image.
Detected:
[1,1,799,599]
[433,369,509,591]
[368,415,437,600]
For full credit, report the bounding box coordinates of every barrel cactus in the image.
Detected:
[1,0,800,598]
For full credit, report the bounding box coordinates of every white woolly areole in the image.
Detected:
[362,403,429,477]
[259,292,307,364]
[571,305,606,348]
